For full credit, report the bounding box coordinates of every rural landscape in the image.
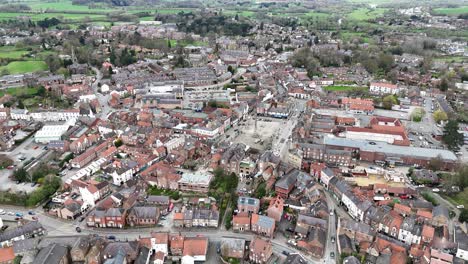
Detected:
[0,0,466,263]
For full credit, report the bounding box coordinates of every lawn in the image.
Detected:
[434,56,467,63]
[0,46,29,59]
[348,8,387,20]
[324,85,368,92]
[340,31,371,43]
[224,10,256,18]
[24,0,112,12]
[0,87,39,97]
[441,189,468,208]
[433,6,468,16]
[0,61,47,74]
[169,39,208,47]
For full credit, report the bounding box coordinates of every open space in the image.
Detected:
[0,61,47,75]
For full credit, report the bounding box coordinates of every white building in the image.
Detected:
[10,109,29,120]
[79,185,100,208]
[34,124,70,143]
[164,136,185,152]
[320,168,335,188]
[370,82,401,95]
[455,228,468,261]
[109,167,135,186]
[398,217,421,245]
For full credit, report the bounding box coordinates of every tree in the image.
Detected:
[460,209,468,223]
[382,95,397,110]
[17,100,24,109]
[290,48,320,78]
[45,54,62,73]
[14,168,29,182]
[428,155,444,171]
[37,86,46,97]
[442,120,463,151]
[433,109,448,124]
[439,78,449,91]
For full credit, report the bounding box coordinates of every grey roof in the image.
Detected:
[220,237,246,255]
[238,196,260,207]
[146,195,169,204]
[433,205,449,219]
[324,136,457,161]
[275,169,299,189]
[340,219,373,235]
[285,253,308,264]
[105,208,125,217]
[343,256,361,264]
[130,207,159,219]
[13,238,39,254]
[455,226,468,250]
[104,248,126,264]
[255,215,275,229]
[339,234,355,252]
[34,243,68,264]
[0,222,43,243]
[134,246,150,264]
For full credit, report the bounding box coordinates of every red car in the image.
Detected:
[7,165,14,170]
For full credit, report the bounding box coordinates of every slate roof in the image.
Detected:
[34,243,68,264]
[0,222,43,243]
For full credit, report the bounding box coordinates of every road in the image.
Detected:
[272,99,306,159]
[90,66,111,120]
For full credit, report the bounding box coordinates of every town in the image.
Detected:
[0,0,467,264]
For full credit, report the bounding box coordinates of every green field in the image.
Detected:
[0,12,107,21]
[0,46,30,59]
[25,0,110,12]
[0,87,39,97]
[169,39,208,47]
[224,10,255,18]
[0,61,47,74]
[433,6,468,16]
[434,56,468,63]
[348,8,387,20]
[324,85,368,91]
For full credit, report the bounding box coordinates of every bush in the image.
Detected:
[421,192,439,206]
[459,209,468,223]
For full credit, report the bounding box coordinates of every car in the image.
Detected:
[160,217,166,220]
[15,212,23,217]
[14,217,22,221]
[33,146,39,149]
[330,252,335,258]
[75,227,81,233]
[7,165,14,170]
[32,216,38,221]
[7,212,14,216]
[282,250,290,256]
[0,225,8,231]
[457,205,465,209]
[329,210,334,216]
[432,188,440,193]
[107,235,116,240]
[28,211,35,215]
[331,236,335,243]
[78,217,85,222]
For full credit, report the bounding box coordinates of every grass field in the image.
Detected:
[224,10,255,18]
[25,0,110,12]
[348,8,387,20]
[340,31,371,43]
[0,46,29,59]
[433,6,468,16]
[441,189,468,208]
[0,87,39,97]
[324,85,368,92]
[0,61,47,74]
[169,39,208,47]
[0,12,107,21]
[434,56,468,63]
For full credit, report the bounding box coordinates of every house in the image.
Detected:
[34,244,69,264]
[0,222,45,247]
[127,206,160,226]
[295,214,327,237]
[220,237,246,260]
[169,234,184,256]
[370,82,401,95]
[455,226,468,261]
[297,226,327,258]
[338,234,356,255]
[412,169,439,185]
[0,247,15,264]
[397,216,422,245]
[102,241,139,262]
[275,169,299,198]
[182,237,208,264]
[421,225,435,244]
[177,171,213,193]
[251,214,275,238]
[339,218,375,243]
[249,237,273,264]
[87,208,126,229]
[149,232,169,262]
[237,196,260,215]
[432,205,449,227]
[232,213,251,232]
[319,167,335,189]
[266,196,284,222]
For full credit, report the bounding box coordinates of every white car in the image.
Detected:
[7,211,14,215]
[0,209,5,215]
[432,188,440,193]
[457,205,465,209]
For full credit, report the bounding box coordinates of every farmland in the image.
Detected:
[348,8,388,20]
[0,61,47,75]
[433,6,468,16]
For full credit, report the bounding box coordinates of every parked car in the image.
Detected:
[432,188,440,193]
[331,236,335,243]
[282,251,290,256]
[28,211,35,215]
[457,205,465,209]
[75,227,81,233]
[330,252,335,258]
[32,216,38,221]
[15,212,23,217]
[107,235,116,240]
[0,209,5,215]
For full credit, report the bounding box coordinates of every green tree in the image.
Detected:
[14,168,29,182]
[459,209,468,223]
[382,95,397,110]
[442,120,463,151]
[290,47,320,78]
[433,109,448,123]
